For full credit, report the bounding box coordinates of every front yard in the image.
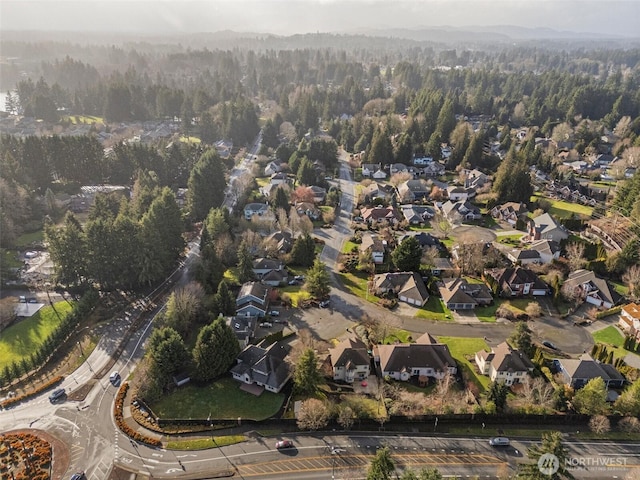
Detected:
[336,272,381,302]
[415,296,453,322]
[150,377,285,421]
[592,325,625,347]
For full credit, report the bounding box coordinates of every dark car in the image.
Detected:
[542,340,558,350]
[70,473,86,480]
[49,388,65,404]
[275,440,293,449]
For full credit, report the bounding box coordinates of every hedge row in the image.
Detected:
[0,375,63,409]
[113,382,162,447]
[595,305,622,319]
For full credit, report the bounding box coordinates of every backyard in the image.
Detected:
[436,336,491,392]
[150,377,285,420]
[531,193,594,219]
[0,301,73,370]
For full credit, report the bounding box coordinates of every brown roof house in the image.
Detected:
[372,272,429,306]
[475,342,534,386]
[329,337,371,383]
[360,206,400,225]
[485,267,549,297]
[619,303,640,341]
[439,278,493,310]
[491,202,529,226]
[360,233,386,264]
[374,332,457,383]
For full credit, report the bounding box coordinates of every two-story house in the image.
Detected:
[244,202,271,221]
[360,233,386,264]
[491,202,529,226]
[236,282,270,317]
[475,342,534,386]
[329,337,371,383]
[397,179,430,203]
[619,303,640,341]
[485,267,549,297]
[231,342,291,393]
[562,269,623,309]
[527,213,568,243]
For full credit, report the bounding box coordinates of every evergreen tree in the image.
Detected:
[508,321,534,357]
[391,236,422,272]
[187,149,226,221]
[367,447,395,480]
[236,240,255,283]
[297,156,316,186]
[214,280,236,316]
[147,327,191,382]
[273,186,290,212]
[192,317,240,381]
[572,377,608,415]
[196,244,224,293]
[518,431,575,479]
[305,259,331,299]
[369,126,394,166]
[293,348,321,395]
[46,212,88,288]
[291,234,316,267]
[487,381,509,412]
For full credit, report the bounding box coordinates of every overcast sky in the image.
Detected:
[2,0,639,38]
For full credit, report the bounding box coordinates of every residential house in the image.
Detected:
[244,203,271,221]
[413,156,433,166]
[295,201,321,220]
[375,333,457,383]
[619,303,640,341]
[361,163,382,177]
[261,268,289,287]
[264,160,282,176]
[440,200,482,224]
[309,186,327,203]
[265,230,293,254]
[475,342,535,386]
[399,232,443,250]
[329,337,371,383]
[270,172,289,186]
[422,162,445,177]
[372,272,429,306]
[390,163,410,175]
[529,239,561,264]
[562,269,623,309]
[228,315,258,348]
[252,258,284,277]
[360,206,400,225]
[236,282,270,317]
[439,278,493,310]
[491,202,529,225]
[447,185,469,202]
[506,248,542,265]
[361,182,393,202]
[554,354,625,389]
[431,257,457,277]
[400,204,435,225]
[527,213,568,243]
[396,180,430,203]
[372,168,388,180]
[214,139,233,158]
[230,342,291,393]
[463,168,490,189]
[485,267,549,297]
[259,183,277,198]
[360,233,386,264]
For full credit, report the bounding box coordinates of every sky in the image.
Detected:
[1,0,640,38]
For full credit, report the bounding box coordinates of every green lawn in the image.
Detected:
[341,240,359,254]
[0,301,73,369]
[382,329,414,344]
[15,230,44,247]
[166,435,246,450]
[475,298,531,323]
[255,176,270,188]
[436,336,490,392]
[415,296,453,322]
[341,394,386,419]
[531,193,593,219]
[592,325,625,347]
[280,286,311,307]
[336,272,380,302]
[151,377,284,420]
[64,114,104,124]
[1,249,21,269]
[179,135,201,144]
[609,280,630,296]
[474,302,499,323]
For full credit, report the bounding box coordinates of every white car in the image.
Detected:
[109,371,121,386]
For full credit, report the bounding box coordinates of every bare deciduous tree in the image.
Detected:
[421,245,440,268]
[389,171,412,187]
[276,207,289,231]
[525,302,543,318]
[337,405,356,430]
[565,242,586,271]
[619,416,640,433]
[241,230,264,257]
[296,399,329,431]
[623,264,640,300]
[298,216,314,236]
[519,377,554,409]
[588,414,611,434]
[436,370,455,399]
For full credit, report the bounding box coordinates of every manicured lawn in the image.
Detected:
[592,325,625,347]
[280,286,311,307]
[166,435,246,450]
[495,233,525,244]
[382,329,414,344]
[342,240,359,254]
[255,176,269,188]
[474,302,499,323]
[64,114,104,124]
[0,301,73,369]
[609,280,629,296]
[151,377,284,420]
[336,272,380,302]
[15,230,44,247]
[179,135,201,144]
[531,193,593,219]
[475,298,531,323]
[436,336,490,392]
[415,296,453,322]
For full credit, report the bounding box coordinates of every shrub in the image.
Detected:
[0,375,64,408]
[113,382,162,447]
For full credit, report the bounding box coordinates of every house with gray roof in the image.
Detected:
[440,200,482,224]
[562,269,623,309]
[230,342,291,393]
[475,342,534,386]
[397,179,430,202]
[554,354,625,389]
[439,278,493,310]
[374,333,457,383]
[227,315,258,348]
[400,204,435,225]
[329,337,371,383]
[372,272,429,306]
[485,267,549,297]
[244,202,271,221]
[265,230,293,254]
[360,233,386,264]
[527,213,568,243]
[236,282,270,317]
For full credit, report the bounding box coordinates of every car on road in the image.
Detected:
[489,437,510,447]
[109,371,121,386]
[275,440,293,449]
[542,340,558,350]
[49,388,66,404]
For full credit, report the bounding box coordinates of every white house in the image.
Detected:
[329,337,370,383]
[360,233,386,264]
[475,342,534,386]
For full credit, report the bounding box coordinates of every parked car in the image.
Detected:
[489,437,510,447]
[70,473,87,480]
[319,300,330,308]
[259,322,273,328]
[542,340,558,350]
[275,440,293,449]
[294,275,304,281]
[268,310,280,316]
[110,371,121,386]
[288,279,298,285]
